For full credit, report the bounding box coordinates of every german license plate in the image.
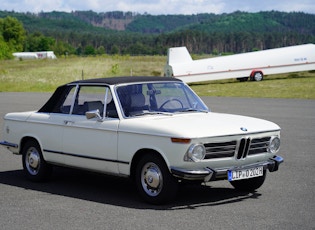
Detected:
[228,166,264,181]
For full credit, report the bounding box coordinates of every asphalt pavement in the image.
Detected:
[0,92,314,230]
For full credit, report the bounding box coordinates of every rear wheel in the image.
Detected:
[22,140,52,182]
[251,71,264,81]
[230,170,266,192]
[135,153,178,204]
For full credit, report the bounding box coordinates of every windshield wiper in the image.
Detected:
[132,111,173,117]
[177,108,209,113]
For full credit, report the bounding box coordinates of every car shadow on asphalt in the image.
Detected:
[0,167,261,210]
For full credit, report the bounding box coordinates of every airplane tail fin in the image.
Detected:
[167,47,192,65]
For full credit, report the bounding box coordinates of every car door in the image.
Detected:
[27,112,66,164]
[62,85,120,174]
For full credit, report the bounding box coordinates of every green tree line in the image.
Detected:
[0,16,59,59]
[0,16,25,59]
[0,10,314,60]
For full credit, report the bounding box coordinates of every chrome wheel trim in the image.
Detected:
[254,72,263,81]
[141,162,163,197]
[25,147,41,175]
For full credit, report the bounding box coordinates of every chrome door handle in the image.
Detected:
[64,120,74,125]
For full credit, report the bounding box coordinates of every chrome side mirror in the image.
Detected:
[86,109,103,121]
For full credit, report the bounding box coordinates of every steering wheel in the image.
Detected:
[159,98,184,111]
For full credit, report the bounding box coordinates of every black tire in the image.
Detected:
[135,153,178,204]
[22,140,52,182]
[230,171,266,192]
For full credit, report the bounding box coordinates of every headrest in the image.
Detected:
[130,93,145,107]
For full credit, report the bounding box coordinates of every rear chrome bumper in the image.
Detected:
[171,155,284,182]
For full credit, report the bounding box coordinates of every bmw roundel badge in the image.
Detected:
[240,127,248,132]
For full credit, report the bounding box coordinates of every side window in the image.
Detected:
[71,86,118,118]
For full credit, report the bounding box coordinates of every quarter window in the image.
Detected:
[60,86,76,114]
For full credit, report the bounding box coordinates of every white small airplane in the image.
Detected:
[164,44,315,83]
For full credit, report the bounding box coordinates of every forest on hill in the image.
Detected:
[0,10,314,59]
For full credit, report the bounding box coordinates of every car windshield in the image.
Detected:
[116,81,209,117]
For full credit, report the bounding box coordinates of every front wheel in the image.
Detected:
[22,140,52,182]
[230,171,266,192]
[135,154,178,204]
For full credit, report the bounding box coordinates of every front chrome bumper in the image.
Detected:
[171,155,284,182]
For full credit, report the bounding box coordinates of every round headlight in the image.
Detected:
[187,144,206,162]
[268,136,280,154]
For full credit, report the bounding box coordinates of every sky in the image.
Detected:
[1,0,315,15]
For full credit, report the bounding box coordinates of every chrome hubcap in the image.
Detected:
[26,147,40,175]
[254,72,263,81]
[141,162,163,197]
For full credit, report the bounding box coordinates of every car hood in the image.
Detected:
[119,112,280,138]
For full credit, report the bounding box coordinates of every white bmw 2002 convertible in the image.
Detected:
[0,76,283,204]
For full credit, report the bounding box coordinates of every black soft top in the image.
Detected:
[39,76,181,113]
[69,76,181,85]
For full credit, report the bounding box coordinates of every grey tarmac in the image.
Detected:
[0,92,314,230]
